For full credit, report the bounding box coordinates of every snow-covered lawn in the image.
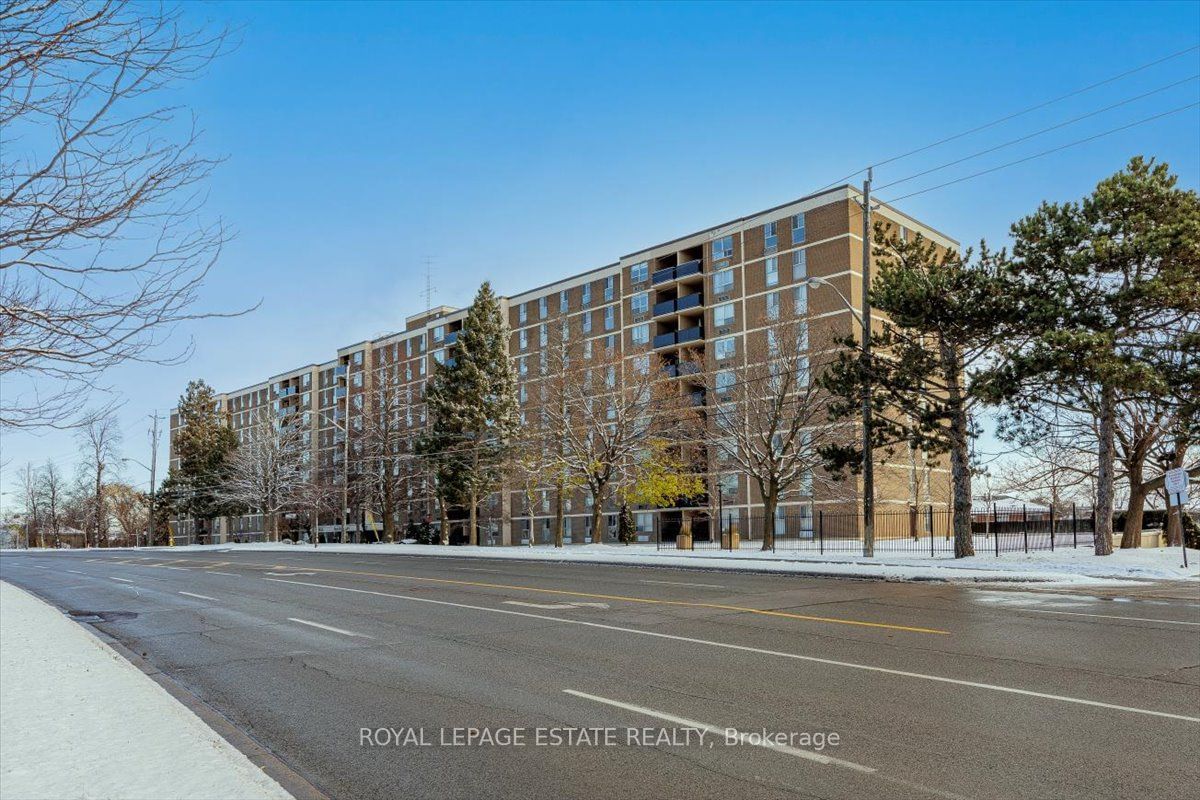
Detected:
[0,581,292,800]
[64,540,1200,586]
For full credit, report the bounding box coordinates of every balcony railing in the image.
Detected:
[651,266,675,284]
[676,292,702,311]
[653,298,676,316]
[653,332,677,349]
[333,365,347,378]
[677,326,704,344]
[675,259,702,279]
[443,330,459,346]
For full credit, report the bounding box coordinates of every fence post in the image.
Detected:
[931,505,936,557]
[655,516,660,551]
[1022,504,1029,554]
[1049,506,1055,552]
[994,504,1000,557]
[1072,503,1078,549]
[818,510,824,555]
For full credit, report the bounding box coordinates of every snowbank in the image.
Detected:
[0,581,292,800]
[56,540,1200,586]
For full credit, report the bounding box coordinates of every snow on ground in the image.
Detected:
[0,581,292,800]
[66,540,1200,586]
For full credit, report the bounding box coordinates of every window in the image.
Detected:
[604,305,615,330]
[418,337,426,353]
[560,289,569,313]
[582,311,592,333]
[353,351,363,366]
[712,268,734,295]
[352,372,363,387]
[793,284,808,315]
[715,370,735,396]
[433,325,444,343]
[792,213,806,245]
[900,225,909,242]
[604,276,615,302]
[713,235,733,261]
[797,320,809,350]
[539,324,548,346]
[419,359,426,375]
[630,292,648,315]
[792,249,807,280]
[583,339,593,359]
[630,261,648,283]
[539,297,548,318]
[766,291,780,321]
[764,221,778,253]
[582,283,591,307]
[718,473,738,497]
[519,329,528,350]
[433,350,445,365]
[518,356,528,376]
[631,323,649,345]
[518,302,528,324]
[796,355,810,387]
[714,336,737,360]
[765,256,779,287]
[519,385,527,403]
[713,303,735,327]
[633,354,650,374]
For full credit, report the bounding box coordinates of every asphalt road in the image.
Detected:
[2,548,1197,800]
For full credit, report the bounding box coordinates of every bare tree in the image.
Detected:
[38,460,67,547]
[361,360,414,543]
[216,407,308,542]
[106,481,146,546]
[77,412,121,546]
[0,0,244,429]
[17,462,42,547]
[541,333,693,544]
[700,312,842,550]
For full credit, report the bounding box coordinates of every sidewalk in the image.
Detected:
[91,540,1200,586]
[0,581,293,800]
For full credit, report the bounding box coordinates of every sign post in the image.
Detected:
[1164,468,1190,568]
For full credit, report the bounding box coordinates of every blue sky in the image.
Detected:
[3,0,1198,502]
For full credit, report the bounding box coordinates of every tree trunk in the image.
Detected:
[1094,384,1116,556]
[1119,459,1147,549]
[468,488,479,546]
[941,340,974,558]
[761,491,776,551]
[439,503,449,546]
[590,496,603,545]
[554,485,564,548]
[382,505,396,543]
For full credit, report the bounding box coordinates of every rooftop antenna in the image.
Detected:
[422,256,435,314]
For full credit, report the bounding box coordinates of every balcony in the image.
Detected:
[653,331,677,349]
[675,259,702,279]
[676,292,702,311]
[443,330,459,346]
[677,326,704,344]
[333,365,347,378]
[333,386,347,399]
[651,266,675,285]
[653,298,676,316]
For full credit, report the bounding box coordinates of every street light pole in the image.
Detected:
[859,169,875,557]
[147,413,160,548]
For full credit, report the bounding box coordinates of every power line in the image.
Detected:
[880,101,1200,205]
[873,75,1200,193]
[816,43,1200,191]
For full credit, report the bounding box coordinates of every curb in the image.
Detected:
[13,582,329,800]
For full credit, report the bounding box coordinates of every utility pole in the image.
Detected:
[859,169,875,557]
[147,412,161,548]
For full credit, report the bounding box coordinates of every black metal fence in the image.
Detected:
[654,505,1104,557]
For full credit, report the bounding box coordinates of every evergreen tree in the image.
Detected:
[990,157,1200,555]
[169,379,238,543]
[821,226,1018,558]
[420,283,519,545]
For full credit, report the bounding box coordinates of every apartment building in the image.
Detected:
[170,185,956,545]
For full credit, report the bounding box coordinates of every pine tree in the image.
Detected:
[420,283,519,545]
[821,226,1018,558]
[992,157,1200,555]
[169,379,238,543]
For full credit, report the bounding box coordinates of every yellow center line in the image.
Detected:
[265,563,949,635]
